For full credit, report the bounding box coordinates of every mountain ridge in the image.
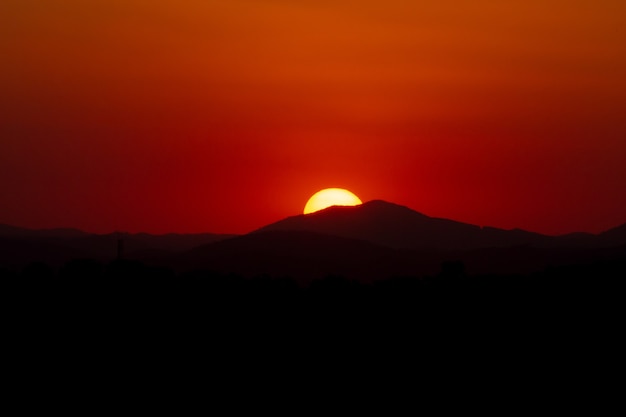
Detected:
[255,200,554,251]
[0,223,236,267]
[1,201,625,277]
[171,229,441,282]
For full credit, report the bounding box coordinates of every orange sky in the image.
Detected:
[1,0,625,234]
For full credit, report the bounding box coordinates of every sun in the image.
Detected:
[304,188,363,214]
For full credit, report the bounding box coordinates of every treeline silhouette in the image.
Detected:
[3,257,623,333]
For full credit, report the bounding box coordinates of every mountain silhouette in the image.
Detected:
[174,230,441,283]
[0,224,235,268]
[1,203,625,278]
[598,223,626,247]
[255,200,552,251]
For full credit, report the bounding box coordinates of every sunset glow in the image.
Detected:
[1,1,625,235]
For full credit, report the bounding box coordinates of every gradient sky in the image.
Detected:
[1,0,625,235]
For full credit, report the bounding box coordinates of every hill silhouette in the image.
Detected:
[256,200,553,250]
[173,230,440,283]
[1,202,625,278]
[0,224,235,268]
[256,200,626,251]
[2,200,625,378]
[598,223,626,247]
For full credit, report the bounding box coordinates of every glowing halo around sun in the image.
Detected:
[303,188,363,214]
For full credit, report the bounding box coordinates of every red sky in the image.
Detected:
[1,0,625,235]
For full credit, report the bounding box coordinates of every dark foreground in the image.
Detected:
[2,258,624,408]
[4,257,623,340]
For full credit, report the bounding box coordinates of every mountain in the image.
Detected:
[2,205,625,278]
[168,229,626,282]
[255,200,552,251]
[0,224,236,268]
[68,232,237,259]
[173,230,441,283]
[598,223,626,247]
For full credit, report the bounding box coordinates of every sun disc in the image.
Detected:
[304,188,362,214]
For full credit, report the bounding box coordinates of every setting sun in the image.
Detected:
[304,188,363,214]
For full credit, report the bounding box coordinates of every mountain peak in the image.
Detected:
[257,199,548,250]
[304,199,430,219]
[360,199,430,216]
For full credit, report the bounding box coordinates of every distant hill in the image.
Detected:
[0,237,88,269]
[0,223,235,268]
[1,205,625,278]
[598,223,626,247]
[255,200,553,250]
[174,230,441,283]
[68,232,238,259]
[167,229,626,282]
[256,200,626,251]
